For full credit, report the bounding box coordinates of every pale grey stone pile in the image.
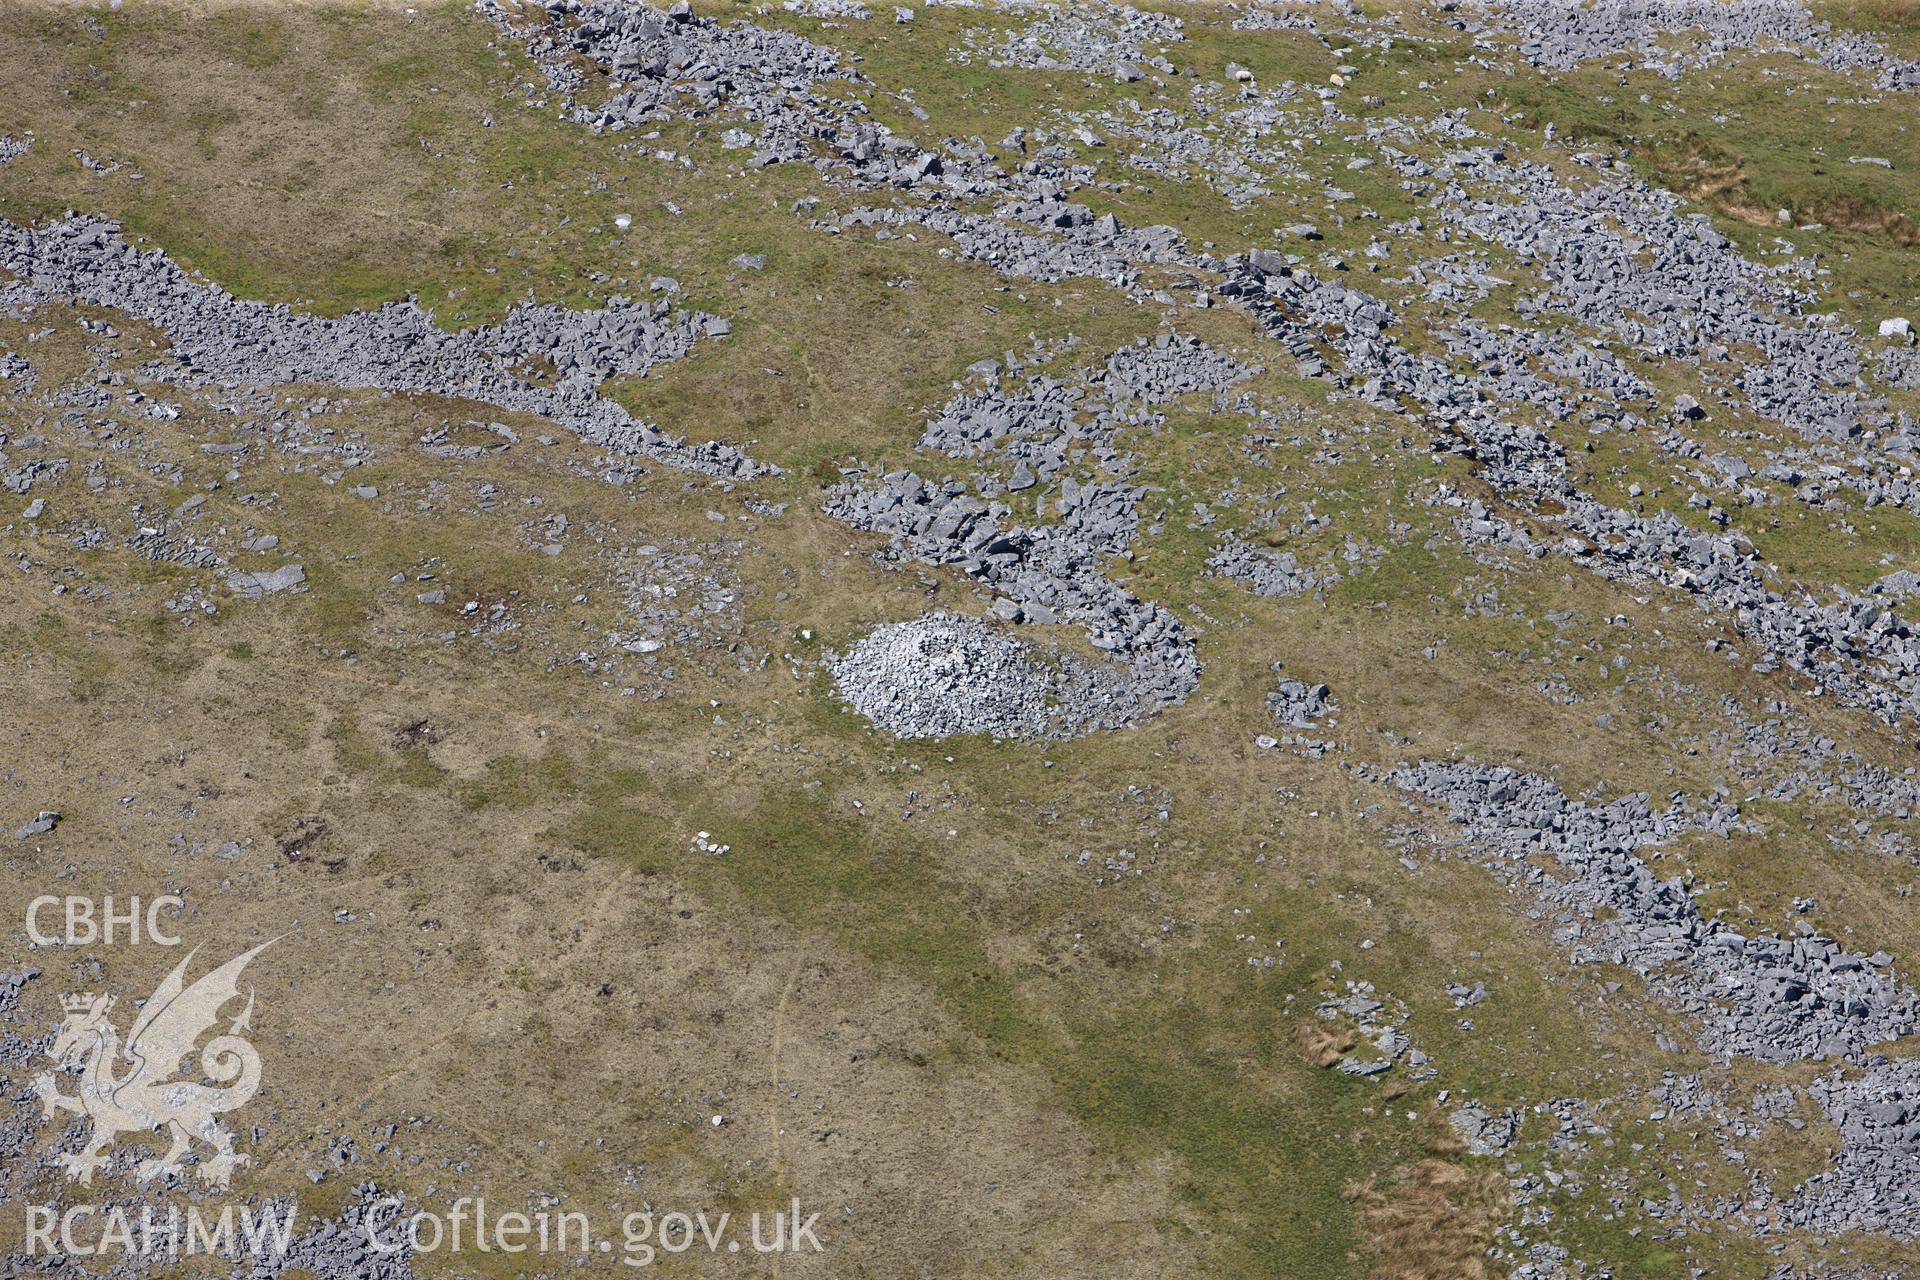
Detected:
[821,333,1263,735]
[826,610,1145,739]
[824,470,1200,720]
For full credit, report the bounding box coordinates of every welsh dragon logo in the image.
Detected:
[33,941,274,1189]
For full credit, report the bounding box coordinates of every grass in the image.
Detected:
[7,4,1920,1278]
[1817,0,1920,41]
[550,769,677,874]
[666,784,1425,1277]
[460,750,583,811]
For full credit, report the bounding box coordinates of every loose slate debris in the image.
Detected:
[826,610,1146,739]
[825,463,1201,709]
[1267,674,1335,727]
[1258,670,1337,755]
[1464,0,1920,89]
[1787,1057,1920,1238]
[952,2,1185,74]
[607,534,756,674]
[252,1186,416,1279]
[1099,333,1260,405]
[1207,538,1333,599]
[921,333,1256,480]
[1315,983,1434,1078]
[1065,80,1314,209]
[822,334,1257,731]
[784,0,872,18]
[1389,761,1917,1065]
[0,134,29,165]
[9,2,1920,1270]
[486,0,853,164]
[0,215,765,479]
[1220,193,1920,729]
[836,203,1186,293]
[495,1,1192,294]
[496,0,1920,743]
[0,968,47,1210]
[1414,147,1893,447]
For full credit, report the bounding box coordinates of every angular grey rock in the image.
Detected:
[13,811,59,840]
[1450,1102,1519,1156]
[228,563,308,600]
